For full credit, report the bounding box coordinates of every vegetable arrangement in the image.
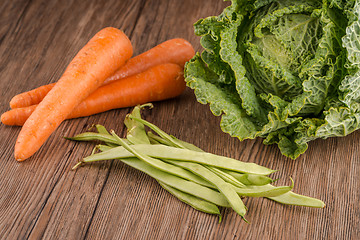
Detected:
[0,7,329,225]
[1,28,194,161]
[185,0,360,159]
[68,104,325,222]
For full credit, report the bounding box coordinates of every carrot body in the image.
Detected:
[9,38,194,109]
[2,64,185,126]
[14,27,133,161]
[105,38,195,82]
[10,83,56,109]
[2,105,37,126]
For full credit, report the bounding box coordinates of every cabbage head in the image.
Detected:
[185,0,360,159]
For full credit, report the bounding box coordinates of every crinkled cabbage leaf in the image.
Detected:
[185,0,360,159]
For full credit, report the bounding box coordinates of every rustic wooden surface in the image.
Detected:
[0,0,359,239]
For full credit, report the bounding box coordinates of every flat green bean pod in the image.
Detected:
[206,166,247,188]
[162,160,247,219]
[65,132,121,146]
[96,144,112,152]
[130,116,188,149]
[124,105,151,145]
[158,181,221,216]
[113,132,215,189]
[147,131,204,152]
[232,182,294,198]
[147,132,173,146]
[94,124,111,135]
[135,145,275,175]
[82,144,274,175]
[168,160,293,198]
[267,188,325,208]
[94,125,119,147]
[223,170,273,186]
[120,158,230,207]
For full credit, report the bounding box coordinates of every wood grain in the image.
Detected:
[0,0,359,239]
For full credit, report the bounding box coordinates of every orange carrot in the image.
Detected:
[2,105,37,126]
[9,83,56,109]
[105,38,194,82]
[14,27,133,161]
[9,38,194,109]
[2,64,185,126]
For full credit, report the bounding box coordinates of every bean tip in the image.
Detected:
[242,216,250,224]
[139,103,153,109]
[72,160,84,170]
[87,124,96,131]
[218,214,222,223]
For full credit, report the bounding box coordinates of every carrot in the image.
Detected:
[2,64,185,126]
[9,38,195,109]
[105,38,194,82]
[2,105,37,126]
[14,27,133,161]
[9,83,56,109]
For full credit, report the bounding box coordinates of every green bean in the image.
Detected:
[124,105,151,145]
[158,181,221,216]
[169,135,203,152]
[65,132,121,145]
[147,131,204,152]
[130,116,188,149]
[120,157,230,207]
[148,137,161,145]
[95,124,111,135]
[93,141,227,210]
[82,144,274,175]
[267,188,325,208]
[149,131,249,190]
[146,129,278,196]
[111,131,215,189]
[75,143,227,213]
[126,128,150,144]
[206,166,246,188]
[96,144,112,152]
[91,144,290,199]
[167,159,292,198]
[81,145,130,162]
[147,132,173,146]
[246,174,274,185]
[161,160,247,219]
[232,181,293,198]
[94,125,119,147]
[130,117,273,176]
[223,170,273,186]
[141,145,274,175]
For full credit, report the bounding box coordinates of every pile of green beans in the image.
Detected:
[67,104,325,222]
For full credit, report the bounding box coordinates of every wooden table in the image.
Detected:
[1,0,359,239]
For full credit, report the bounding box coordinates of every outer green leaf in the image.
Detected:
[185,55,262,140]
[342,3,360,66]
[339,69,360,107]
[316,107,360,138]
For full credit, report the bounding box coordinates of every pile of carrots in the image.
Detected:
[1,27,195,161]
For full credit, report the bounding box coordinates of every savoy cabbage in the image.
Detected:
[185,0,360,159]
